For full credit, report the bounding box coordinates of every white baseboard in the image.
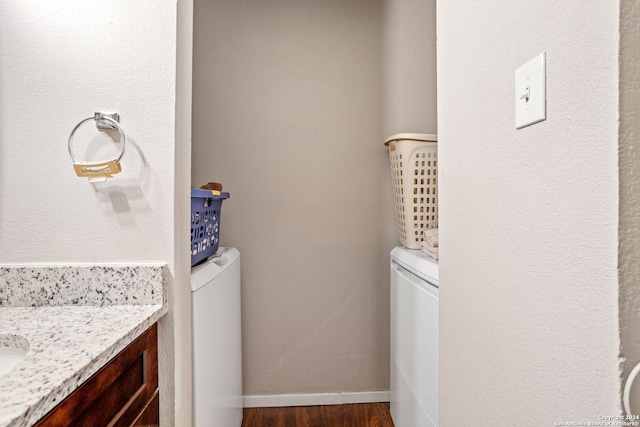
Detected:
[243,391,390,408]
[340,391,390,404]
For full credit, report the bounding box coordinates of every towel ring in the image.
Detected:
[68,113,126,180]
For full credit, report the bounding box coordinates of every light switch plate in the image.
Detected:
[515,53,546,129]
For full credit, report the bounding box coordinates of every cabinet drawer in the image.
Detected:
[35,324,159,427]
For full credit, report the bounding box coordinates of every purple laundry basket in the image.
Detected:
[190,189,230,266]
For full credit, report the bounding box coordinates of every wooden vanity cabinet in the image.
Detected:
[35,324,159,427]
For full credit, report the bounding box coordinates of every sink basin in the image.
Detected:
[0,336,28,378]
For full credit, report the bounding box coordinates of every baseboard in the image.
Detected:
[340,391,390,404]
[243,391,390,408]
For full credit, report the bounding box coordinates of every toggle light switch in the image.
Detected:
[515,53,546,129]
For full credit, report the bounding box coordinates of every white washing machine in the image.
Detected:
[191,247,242,427]
[390,246,439,427]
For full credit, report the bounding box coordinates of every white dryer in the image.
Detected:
[191,247,243,427]
[390,246,439,427]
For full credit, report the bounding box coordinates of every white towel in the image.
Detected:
[422,228,439,248]
[420,241,439,260]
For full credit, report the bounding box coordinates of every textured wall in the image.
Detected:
[192,0,392,395]
[0,3,188,425]
[437,0,621,424]
[0,2,176,263]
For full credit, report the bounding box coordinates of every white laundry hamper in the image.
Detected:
[385,133,438,249]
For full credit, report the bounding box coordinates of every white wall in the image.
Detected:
[0,2,190,425]
[0,2,176,262]
[174,0,195,425]
[437,0,621,423]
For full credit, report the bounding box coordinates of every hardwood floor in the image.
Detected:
[241,403,395,427]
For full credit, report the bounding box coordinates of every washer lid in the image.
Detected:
[384,133,437,146]
[190,247,240,292]
[390,246,439,285]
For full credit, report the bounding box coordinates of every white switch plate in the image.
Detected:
[515,53,546,129]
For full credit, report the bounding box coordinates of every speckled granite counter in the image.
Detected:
[0,265,168,427]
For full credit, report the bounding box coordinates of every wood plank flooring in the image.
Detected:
[241,403,395,427]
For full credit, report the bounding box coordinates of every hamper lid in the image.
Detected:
[384,133,437,146]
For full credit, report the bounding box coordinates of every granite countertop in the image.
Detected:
[0,265,168,427]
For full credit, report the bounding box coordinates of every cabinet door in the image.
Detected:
[131,391,159,427]
[35,324,159,427]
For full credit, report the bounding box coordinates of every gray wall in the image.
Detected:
[383,0,437,136]
[619,0,640,403]
[192,0,437,396]
[193,0,387,394]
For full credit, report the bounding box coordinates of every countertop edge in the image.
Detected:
[2,304,167,427]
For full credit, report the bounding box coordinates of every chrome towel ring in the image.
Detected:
[68,112,126,181]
